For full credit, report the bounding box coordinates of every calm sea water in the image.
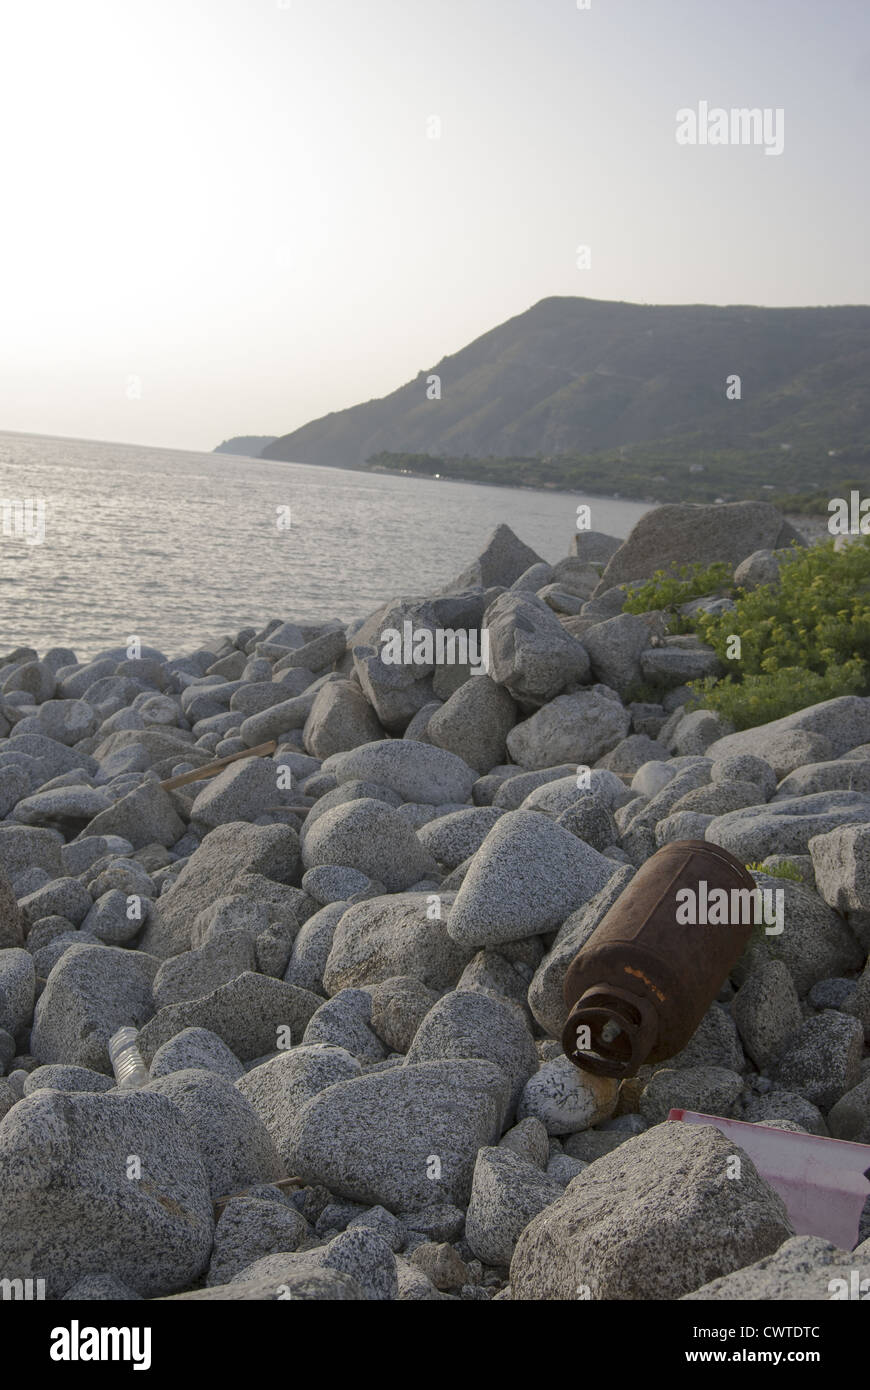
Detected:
[0,432,650,661]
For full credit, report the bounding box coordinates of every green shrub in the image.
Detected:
[745,859,806,882]
[622,561,734,615]
[687,537,870,727]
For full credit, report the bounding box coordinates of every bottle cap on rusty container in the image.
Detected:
[562,983,660,1078]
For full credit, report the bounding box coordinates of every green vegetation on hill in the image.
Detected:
[366,447,869,508]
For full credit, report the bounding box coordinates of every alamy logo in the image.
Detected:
[0,1276,45,1300]
[380,622,490,674]
[676,102,785,156]
[1,498,46,545]
[675,881,784,935]
[828,492,870,535]
[50,1321,152,1371]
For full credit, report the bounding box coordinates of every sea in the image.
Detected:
[0,431,651,661]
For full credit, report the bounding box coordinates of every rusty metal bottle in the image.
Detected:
[562,839,758,1079]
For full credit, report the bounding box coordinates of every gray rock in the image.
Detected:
[456,949,535,1023]
[207,1196,310,1285]
[546,1154,589,1185]
[20,876,93,927]
[0,822,63,878]
[81,889,147,945]
[510,1120,794,1300]
[426,676,516,774]
[405,989,537,1120]
[139,822,301,958]
[706,791,870,860]
[12,784,110,829]
[639,1065,744,1125]
[506,689,631,769]
[465,1147,564,1266]
[407,1240,468,1291]
[441,523,543,593]
[707,695,870,767]
[302,989,386,1062]
[148,1027,245,1081]
[741,1089,828,1135]
[323,892,473,994]
[486,592,591,706]
[579,613,657,699]
[284,901,347,994]
[302,798,435,892]
[81,780,186,850]
[31,944,154,1072]
[733,875,864,996]
[517,1056,619,1135]
[137,972,322,1063]
[366,976,441,1054]
[190,757,286,829]
[22,1063,115,1095]
[775,1011,864,1110]
[527,866,635,1038]
[0,1088,213,1298]
[498,1116,550,1168]
[143,1067,284,1199]
[62,1274,143,1300]
[152,931,256,1008]
[417,806,505,869]
[572,531,621,565]
[732,960,803,1071]
[352,643,438,735]
[322,740,477,806]
[0,864,24,949]
[238,687,325,747]
[776,759,870,799]
[0,948,35,1038]
[446,811,616,950]
[640,642,722,688]
[669,779,762,817]
[711,752,778,798]
[597,501,803,592]
[662,1002,746,1073]
[683,1234,863,1301]
[236,1045,362,1167]
[555,798,618,851]
[807,977,858,1010]
[826,1075,870,1143]
[301,864,380,905]
[809,823,870,913]
[168,1265,365,1300]
[286,1059,510,1210]
[301,779,403,840]
[595,733,669,778]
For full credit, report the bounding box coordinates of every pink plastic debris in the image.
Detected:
[668,1109,870,1250]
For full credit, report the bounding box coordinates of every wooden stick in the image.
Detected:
[213,1175,304,1216]
[160,740,278,791]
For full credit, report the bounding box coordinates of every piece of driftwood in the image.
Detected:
[213,1175,304,1217]
[159,740,278,791]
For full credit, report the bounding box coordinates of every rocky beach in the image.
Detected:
[0,501,868,1303]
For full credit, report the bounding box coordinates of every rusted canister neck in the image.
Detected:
[562,983,659,1078]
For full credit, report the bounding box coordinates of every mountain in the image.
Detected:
[260,297,870,498]
[214,436,277,456]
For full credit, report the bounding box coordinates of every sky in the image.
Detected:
[0,0,868,451]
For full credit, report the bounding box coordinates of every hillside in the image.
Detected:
[261,297,870,499]
[214,435,276,456]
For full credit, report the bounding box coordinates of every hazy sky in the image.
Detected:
[1,0,868,451]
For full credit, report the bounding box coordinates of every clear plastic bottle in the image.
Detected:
[108,1026,149,1089]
